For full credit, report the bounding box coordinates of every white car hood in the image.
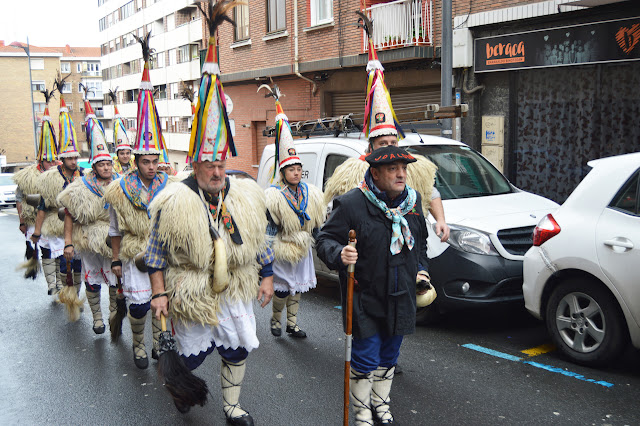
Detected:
[442,191,559,234]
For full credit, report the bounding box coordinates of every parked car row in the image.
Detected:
[258,132,639,368]
[0,173,17,209]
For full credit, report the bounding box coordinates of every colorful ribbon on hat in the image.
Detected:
[38,116,58,162]
[113,116,129,147]
[135,88,165,153]
[189,72,236,163]
[58,107,79,156]
[363,68,405,140]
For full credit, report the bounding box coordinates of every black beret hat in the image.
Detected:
[365,145,417,166]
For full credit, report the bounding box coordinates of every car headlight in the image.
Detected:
[442,224,500,256]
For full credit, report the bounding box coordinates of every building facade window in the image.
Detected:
[267,0,286,33]
[32,81,45,91]
[77,63,82,73]
[67,102,73,112]
[120,1,135,20]
[33,102,46,114]
[61,62,71,73]
[62,82,72,93]
[234,5,250,41]
[310,0,332,26]
[30,58,44,70]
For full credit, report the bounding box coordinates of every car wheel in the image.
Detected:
[545,277,628,367]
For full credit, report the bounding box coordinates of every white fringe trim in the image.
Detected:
[140,81,153,91]
[202,62,220,75]
[42,115,51,121]
[366,59,384,73]
[85,113,96,119]
[369,127,398,139]
[133,149,161,155]
[115,145,132,151]
[59,108,68,113]
[279,158,303,170]
[275,113,289,123]
[58,152,80,158]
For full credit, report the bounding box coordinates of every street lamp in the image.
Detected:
[18,37,39,160]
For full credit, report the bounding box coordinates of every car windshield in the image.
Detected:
[0,176,14,186]
[406,145,513,200]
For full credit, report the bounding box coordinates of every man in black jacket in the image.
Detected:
[316,145,430,425]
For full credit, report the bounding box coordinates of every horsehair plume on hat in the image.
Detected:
[180,84,194,104]
[108,86,119,104]
[53,72,69,97]
[133,31,153,64]
[355,10,373,39]
[197,0,240,37]
[40,84,57,109]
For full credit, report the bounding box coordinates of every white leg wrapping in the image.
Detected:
[271,294,286,331]
[221,358,249,419]
[42,258,57,294]
[371,366,395,424]
[350,368,374,426]
[85,289,103,326]
[128,313,147,359]
[108,286,117,323]
[286,293,301,328]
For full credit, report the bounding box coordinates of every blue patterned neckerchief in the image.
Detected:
[83,171,120,209]
[273,181,310,227]
[359,169,417,255]
[120,170,168,216]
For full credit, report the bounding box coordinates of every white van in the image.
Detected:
[257,132,559,322]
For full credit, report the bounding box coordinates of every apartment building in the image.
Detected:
[452,0,640,203]
[98,0,205,170]
[0,42,102,171]
[217,0,441,176]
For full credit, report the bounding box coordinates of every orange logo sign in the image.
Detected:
[486,41,525,65]
[616,23,640,54]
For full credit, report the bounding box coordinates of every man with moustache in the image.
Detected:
[317,145,430,425]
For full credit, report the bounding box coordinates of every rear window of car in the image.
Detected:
[609,170,640,216]
[406,145,513,200]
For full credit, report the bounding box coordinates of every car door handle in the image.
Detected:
[603,239,634,249]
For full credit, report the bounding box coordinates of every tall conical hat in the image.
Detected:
[79,85,111,165]
[357,11,404,141]
[108,87,132,152]
[132,32,166,156]
[188,0,243,163]
[55,76,80,159]
[37,84,58,162]
[258,84,301,182]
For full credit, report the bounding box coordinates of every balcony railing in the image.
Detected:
[363,0,433,52]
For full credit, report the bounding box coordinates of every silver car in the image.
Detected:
[0,173,17,209]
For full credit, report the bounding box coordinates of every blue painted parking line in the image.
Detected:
[462,343,614,388]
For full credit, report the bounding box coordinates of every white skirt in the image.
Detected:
[39,236,65,258]
[172,295,259,357]
[273,246,317,295]
[122,260,151,305]
[81,252,116,287]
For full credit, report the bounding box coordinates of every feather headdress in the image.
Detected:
[188,0,244,163]
[132,31,165,155]
[38,82,58,162]
[356,10,404,140]
[258,83,300,181]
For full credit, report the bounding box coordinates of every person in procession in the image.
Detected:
[108,88,136,175]
[323,12,450,244]
[57,94,120,334]
[316,145,430,425]
[104,32,170,369]
[14,83,59,286]
[146,2,274,423]
[260,84,325,339]
[32,80,85,298]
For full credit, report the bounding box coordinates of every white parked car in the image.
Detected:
[0,173,17,209]
[523,152,640,367]
[258,132,559,322]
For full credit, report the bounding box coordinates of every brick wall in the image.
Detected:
[223,76,321,177]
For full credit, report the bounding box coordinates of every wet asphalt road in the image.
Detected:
[0,207,639,425]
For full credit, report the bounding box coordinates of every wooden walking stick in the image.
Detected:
[157,313,209,413]
[344,229,357,426]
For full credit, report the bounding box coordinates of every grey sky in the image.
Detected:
[0,0,101,47]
